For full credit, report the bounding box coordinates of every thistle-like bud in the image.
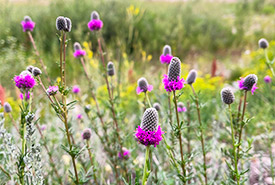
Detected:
[24,16,32,22]
[137,77,149,92]
[153,103,161,112]
[163,45,171,55]
[26,65,34,73]
[91,11,100,20]
[141,108,158,132]
[178,102,184,109]
[4,102,12,113]
[243,74,258,91]
[258,38,269,49]
[84,105,91,113]
[32,67,42,76]
[56,16,67,31]
[168,57,181,81]
[186,69,197,85]
[221,88,235,104]
[107,61,115,76]
[64,17,72,32]
[74,42,82,51]
[82,128,92,140]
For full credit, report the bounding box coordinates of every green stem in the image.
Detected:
[145,92,152,108]
[142,146,150,185]
[228,104,240,185]
[264,49,275,77]
[86,140,98,185]
[163,135,180,174]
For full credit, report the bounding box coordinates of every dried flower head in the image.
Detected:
[26,65,34,73]
[135,108,163,147]
[177,102,187,112]
[82,128,92,140]
[221,88,235,104]
[21,16,35,32]
[46,86,59,96]
[64,17,72,32]
[91,11,100,20]
[107,61,115,76]
[32,67,42,76]
[186,69,197,85]
[56,16,67,31]
[136,77,153,94]
[88,11,103,31]
[153,103,161,112]
[258,38,269,49]
[4,102,12,113]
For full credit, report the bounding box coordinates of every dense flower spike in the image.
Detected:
[82,128,92,140]
[73,42,86,58]
[64,17,72,32]
[56,16,67,31]
[163,57,185,92]
[221,88,235,104]
[135,108,163,147]
[118,147,130,159]
[14,73,36,91]
[32,67,42,76]
[153,103,161,112]
[88,11,103,31]
[258,38,269,49]
[160,45,173,64]
[46,86,59,96]
[186,69,197,85]
[177,102,187,112]
[107,61,115,76]
[72,85,80,94]
[136,77,153,94]
[4,102,12,113]
[21,16,35,32]
[238,74,258,95]
[264,75,271,83]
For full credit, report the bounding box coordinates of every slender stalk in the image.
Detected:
[86,140,98,185]
[142,146,150,185]
[236,94,243,126]
[8,113,19,134]
[163,135,180,174]
[190,85,208,185]
[264,49,275,77]
[37,76,55,105]
[27,31,51,83]
[228,104,240,185]
[172,90,186,184]
[145,92,152,108]
[186,101,192,184]
[0,165,11,178]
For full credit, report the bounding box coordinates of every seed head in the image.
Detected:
[221,88,235,104]
[107,61,115,76]
[91,11,100,20]
[153,103,161,112]
[26,65,34,73]
[163,45,171,55]
[4,102,12,113]
[24,16,32,22]
[82,128,92,140]
[258,38,269,49]
[74,42,82,51]
[186,69,197,85]
[64,17,72,32]
[56,16,67,31]
[141,108,158,132]
[32,67,42,76]
[168,57,181,81]
[243,74,258,91]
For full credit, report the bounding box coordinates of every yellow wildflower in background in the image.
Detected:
[127,5,140,16]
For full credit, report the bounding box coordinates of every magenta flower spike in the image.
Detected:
[73,42,86,58]
[264,75,272,83]
[87,11,103,31]
[21,16,35,32]
[14,73,36,91]
[160,45,173,64]
[238,74,258,95]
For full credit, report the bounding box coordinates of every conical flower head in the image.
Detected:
[81,128,92,140]
[74,42,82,51]
[168,57,181,81]
[26,65,34,73]
[221,88,235,104]
[24,16,32,22]
[56,16,67,31]
[107,61,115,76]
[153,103,161,112]
[141,108,158,132]
[258,38,269,49]
[243,74,258,91]
[4,102,12,113]
[163,45,171,55]
[186,69,197,84]
[32,67,42,76]
[178,102,185,109]
[64,17,72,32]
[91,11,100,20]
[138,77,149,92]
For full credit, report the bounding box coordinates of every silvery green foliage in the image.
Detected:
[163,45,171,55]
[168,57,181,81]
[24,112,44,184]
[141,108,158,132]
[0,113,17,183]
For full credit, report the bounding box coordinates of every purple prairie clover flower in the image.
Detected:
[14,74,36,91]
[136,77,153,95]
[163,57,185,92]
[160,45,173,64]
[21,16,35,32]
[72,85,80,94]
[20,92,31,100]
[238,74,258,95]
[177,102,187,113]
[264,75,271,83]
[77,114,83,120]
[87,11,103,31]
[82,128,92,140]
[46,86,59,96]
[135,108,164,147]
[73,42,86,58]
[40,124,47,131]
[118,148,130,159]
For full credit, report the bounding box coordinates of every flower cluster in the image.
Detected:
[160,45,173,64]
[73,42,86,58]
[88,11,103,31]
[238,74,258,95]
[14,74,36,91]
[46,86,59,96]
[21,16,35,32]
[177,102,187,112]
[136,77,153,95]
